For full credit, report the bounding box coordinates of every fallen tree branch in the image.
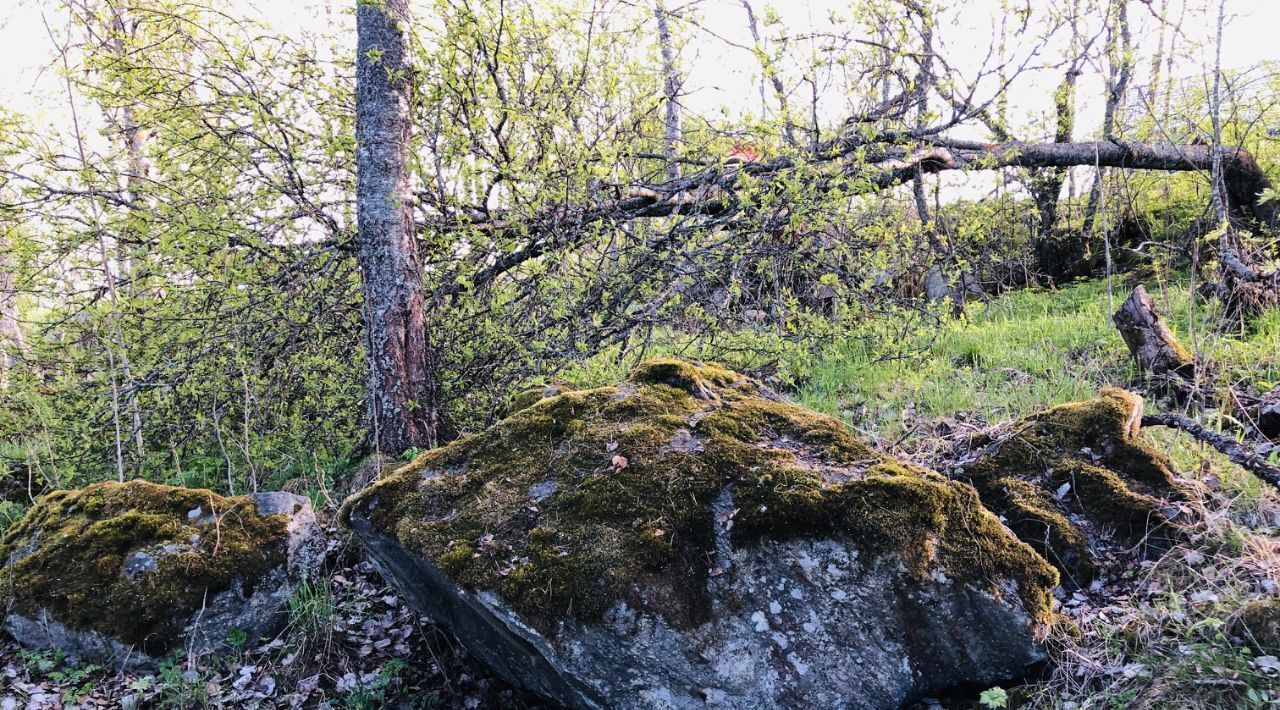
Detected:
[1142,412,1280,490]
[432,140,1275,293]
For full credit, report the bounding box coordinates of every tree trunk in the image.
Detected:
[1112,285,1195,380]
[114,6,148,463]
[0,233,23,382]
[1029,56,1081,280]
[449,139,1276,294]
[911,3,940,252]
[356,0,439,453]
[1082,0,1132,241]
[654,1,682,181]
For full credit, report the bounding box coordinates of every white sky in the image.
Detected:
[0,0,1276,171]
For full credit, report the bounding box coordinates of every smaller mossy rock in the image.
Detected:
[507,381,578,416]
[1235,599,1280,653]
[342,359,1057,709]
[952,388,1185,588]
[0,481,321,667]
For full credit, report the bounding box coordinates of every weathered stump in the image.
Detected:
[1112,285,1195,381]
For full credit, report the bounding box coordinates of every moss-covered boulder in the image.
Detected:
[0,481,322,666]
[1235,599,1280,653]
[951,388,1185,588]
[342,359,1057,709]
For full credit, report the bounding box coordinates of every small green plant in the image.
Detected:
[287,578,336,641]
[226,626,248,650]
[979,686,1009,709]
[13,649,104,703]
[16,649,59,674]
[153,658,209,709]
[343,659,411,709]
[0,500,25,533]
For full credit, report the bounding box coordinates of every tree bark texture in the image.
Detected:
[655,1,682,181]
[1112,285,1195,380]
[356,0,439,453]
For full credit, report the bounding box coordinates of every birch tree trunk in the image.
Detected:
[654,1,682,181]
[356,0,439,453]
[0,231,23,381]
[1082,0,1132,240]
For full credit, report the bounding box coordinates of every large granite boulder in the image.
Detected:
[950,388,1186,587]
[0,480,321,667]
[342,359,1058,709]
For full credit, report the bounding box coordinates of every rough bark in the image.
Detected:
[356,0,439,453]
[1112,285,1195,380]
[1040,0,1080,231]
[1028,64,1082,279]
[911,3,935,234]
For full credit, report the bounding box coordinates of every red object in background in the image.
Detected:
[725,142,760,164]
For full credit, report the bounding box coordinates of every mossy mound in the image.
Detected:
[506,381,577,416]
[342,359,1057,635]
[953,388,1185,587]
[1235,599,1280,653]
[0,481,296,658]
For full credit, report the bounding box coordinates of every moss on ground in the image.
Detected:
[955,388,1185,586]
[0,480,289,655]
[1236,599,1280,653]
[342,358,1058,635]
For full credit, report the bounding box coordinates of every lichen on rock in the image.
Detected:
[342,359,1059,708]
[0,480,320,665]
[952,387,1186,587]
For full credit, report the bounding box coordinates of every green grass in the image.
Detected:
[795,277,1280,441]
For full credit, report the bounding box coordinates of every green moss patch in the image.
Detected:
[955,388,1185,587]
[342,359,1057,635]
[1235,599,1280,653]
[0,480,289,656]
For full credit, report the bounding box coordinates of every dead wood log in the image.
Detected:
[1142,412,1280,491]
[1112,285,1196,381]
[1112,285,1280,441]
[432,140,1276,294]
[1258,387,1280,439]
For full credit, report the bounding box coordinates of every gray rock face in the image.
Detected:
[341,360,1056,709]
[0,482,324,668]
[352,510,1045,709]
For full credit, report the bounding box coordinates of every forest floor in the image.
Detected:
[3,277,1280,708]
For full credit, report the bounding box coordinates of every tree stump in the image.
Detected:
[1257,386,1280,439]
[1112,285,1195,381]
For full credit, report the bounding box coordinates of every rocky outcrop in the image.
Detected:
[342,359,1058,709]
[0,481,322,667]
[951,388,1186,588]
